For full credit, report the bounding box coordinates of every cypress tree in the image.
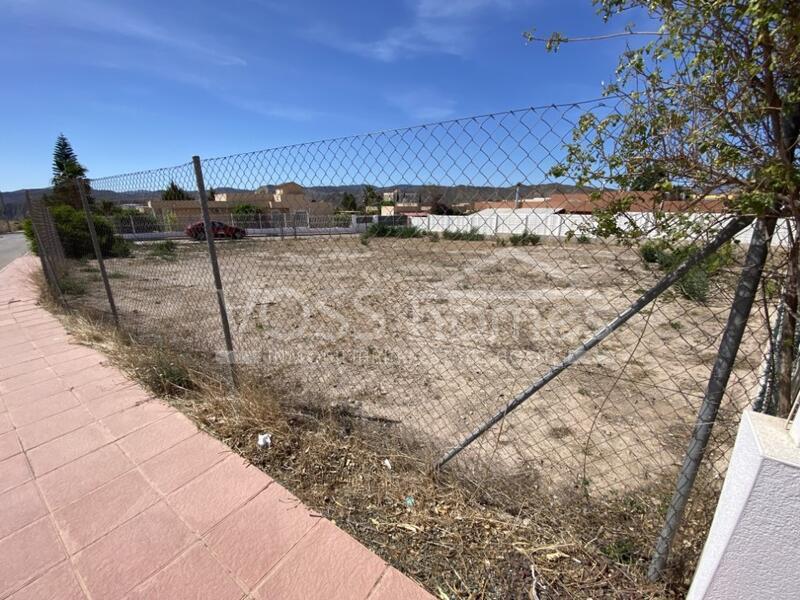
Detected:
[50,134,90,209]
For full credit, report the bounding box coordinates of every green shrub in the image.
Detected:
[21,219,37,254]
[639,240,667,263]
[509,232,541,247]
[576,233,591,244]
[441,228,484,241]
[24,204,129,259]
[111,236,132,258]
[640,240,734,303]
[678,267,710,302]
[58,275,86,296]
[361,223,423,239]
[149,240,177,259]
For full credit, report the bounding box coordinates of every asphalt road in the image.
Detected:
[0,233,28,270]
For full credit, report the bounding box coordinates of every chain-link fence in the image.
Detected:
[21,98,798,594]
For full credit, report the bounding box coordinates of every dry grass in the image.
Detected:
[41,279,721,599]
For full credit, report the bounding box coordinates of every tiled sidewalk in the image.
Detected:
[0,257,432,600]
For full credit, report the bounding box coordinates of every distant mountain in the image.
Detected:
[1,182,589,216]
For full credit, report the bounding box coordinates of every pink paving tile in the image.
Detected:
[0,454,32,494]
[101,401,174,439]
[0,518,66,597]
[34,336,75,354]
[13,316,58,329]
[54,470,160,553]
[71,374,136,402]
[26,422,114,475]
[51,353,106,377]
[0,367,59,394]
[24,323,64,339]
[44,345,100,367]
[85,386,151,419]
[0,357,49,382]
[253,519,386,600]
[0,332,29,347]
[168,455,271,534]
[0,481,48,540]
[117,411,198,464]
[61,363,122,389]
[2,377,68,409]
[0,343,39,368]
[125,543,244,600]
[0,412,11,434]
[206,483,318,588]
[139,432,230,495]
[38,443,135,510]
[16,404,95,450]
[8,561,87,600]
[8,390,81,427]
[0,430,22,460]
[74,502,195,600]
[368,568,434,600]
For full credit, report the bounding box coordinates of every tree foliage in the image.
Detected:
[50,134,91,209]
[340,192,358,211]
[231,204,262,215]
[532,1,800,413]
[162,181,192,202]
[535,1,799,219]
[362,185,381,211]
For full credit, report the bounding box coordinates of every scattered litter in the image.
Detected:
[382,458,392,470]
[256,433,272,449]
[404,495,415,509]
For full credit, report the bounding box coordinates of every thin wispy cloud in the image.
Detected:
[5,0,247,67]
[225,97,324,122]
[308,0,522,61]
[387,89,456,121]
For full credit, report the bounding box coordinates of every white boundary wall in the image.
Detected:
[409,210,794,246]
[688,410,800,599]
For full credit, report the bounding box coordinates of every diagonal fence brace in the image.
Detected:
[435,215,755,470]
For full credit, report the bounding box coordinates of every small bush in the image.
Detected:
[441,228,484,241]
[640,240,734,303]
[59,275,86,296]
[678,267,710,302]
[22,219,37,254]
[111,236,132,258]
[361,223,423,240]
[149,240,177,259]
[639,240,666,264]
[23,204,129,259]
[509,232,541,247]
[576,233,591,244]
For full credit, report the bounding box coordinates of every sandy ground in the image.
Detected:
[70,235,767,494]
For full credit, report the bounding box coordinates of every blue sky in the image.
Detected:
[1,0,647,190]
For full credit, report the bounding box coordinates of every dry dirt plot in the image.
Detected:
[73,235,767,495]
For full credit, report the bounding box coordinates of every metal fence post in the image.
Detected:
[25,191,63,300]
[76,178,119,328]
[192,156,237,383]
[647,216,775,581]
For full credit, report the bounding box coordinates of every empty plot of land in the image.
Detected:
[71,235,766,493]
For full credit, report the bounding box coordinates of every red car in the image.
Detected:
[185,221,246,241]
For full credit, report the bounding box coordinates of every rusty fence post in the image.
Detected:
[192,156,237,385]
[76,178,120,328]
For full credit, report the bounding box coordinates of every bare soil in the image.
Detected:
[70,235,767,497]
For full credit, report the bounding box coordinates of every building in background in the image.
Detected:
[148,181,332,226]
